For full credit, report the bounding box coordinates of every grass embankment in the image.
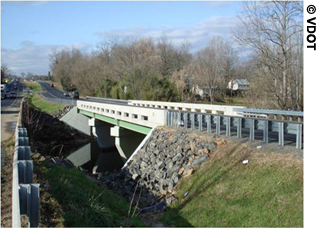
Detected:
[1,137,15,227]
[161,143,303,227]
[24,81,42,92]
[37,160,143,227]
[29,94,65,114]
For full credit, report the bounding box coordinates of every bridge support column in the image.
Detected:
[89,118,115,149]
[111,126,145,162]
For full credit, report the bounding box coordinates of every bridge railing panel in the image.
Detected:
[166,110,303,150]
[77,100,167,128]
[128,100,244,116]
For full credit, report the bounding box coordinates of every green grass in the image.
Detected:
[29,94,66,114]
[161,143,303,227]
[25,81,42,92]
[39,164,144,227]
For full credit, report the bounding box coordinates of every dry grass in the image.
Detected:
[161,140,303,227]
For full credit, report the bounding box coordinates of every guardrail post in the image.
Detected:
[206,115,211,133]
[226,117,231,137]
[17,161,33,184]
[170,112,174,127]
[177,112,181,127]
[16,137,29,147]
[263,120,269,143]
[199,114,203,131]
[184,113,188,128]
[16,146,31,160]
[166,111,170,126]
[191,113,195,130]
[16,128,28,138]
[237,117,242,138]
[19,184,40,227]
[172,112,176,127]
[249,119,255,140]
[278,122,284,146]
[215,116,221,135]
[296,123,302,149]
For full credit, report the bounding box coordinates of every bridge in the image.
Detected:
[61,97,304,165]
[11,95,303,227]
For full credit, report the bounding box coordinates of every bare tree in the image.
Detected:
[1,64,10,83]
[234,1,303,110]
[193,36,236,103]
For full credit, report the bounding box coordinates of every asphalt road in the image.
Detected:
[1,81,23,112]
[1,81,23,141]
[37,80,66,99]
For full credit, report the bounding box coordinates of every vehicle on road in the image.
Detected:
[71,91,79,99]
[9,91,17,99]
[1,84,8,99]
[50,83,54,87]
[64,92,69,97]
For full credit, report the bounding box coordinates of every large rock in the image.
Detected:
[192,154,208,167]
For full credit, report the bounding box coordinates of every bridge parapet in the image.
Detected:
[77,100,167,128]
[128,100,244,116]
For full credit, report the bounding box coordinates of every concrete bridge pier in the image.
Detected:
[111,126,145,162]
[89,118,115,149]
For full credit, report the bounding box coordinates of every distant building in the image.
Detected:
[227,79,250,91]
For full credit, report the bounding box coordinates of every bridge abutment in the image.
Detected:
[89,118,115,149]
[111,126,145,162]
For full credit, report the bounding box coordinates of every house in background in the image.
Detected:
[227,79,250,91]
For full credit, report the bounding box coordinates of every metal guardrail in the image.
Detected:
[12,99,40,227]
[166,110,303,149]
[233,107,303,122]
[41,95,77,106]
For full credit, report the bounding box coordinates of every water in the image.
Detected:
[67,141,124,173]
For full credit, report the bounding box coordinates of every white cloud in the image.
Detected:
[97,16,238,53]
[1,41,92,75]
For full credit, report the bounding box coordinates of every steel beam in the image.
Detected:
[206,115,211,133]
[296,123,303,149]
[249,119,255,140]
[237,118,242,138]
[215,116,221,135]
[278,122,284,146]
[184,113,188,128]
[199,114,203,131]
[263,120,269,143]
[226,117,231,137]
[191,113,195,130]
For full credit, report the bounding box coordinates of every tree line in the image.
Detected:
[49,1,303,110]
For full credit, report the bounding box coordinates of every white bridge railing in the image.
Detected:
[128,100,244,116]
[77,100,167,128]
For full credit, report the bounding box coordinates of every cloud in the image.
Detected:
[1,41,92,75]
[97,16,238,53]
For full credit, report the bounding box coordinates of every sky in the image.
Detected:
[1,1,242,75]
